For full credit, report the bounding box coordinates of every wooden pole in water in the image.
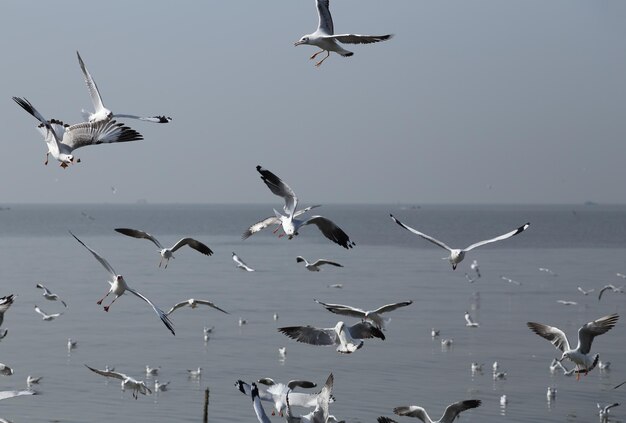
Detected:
[203,388,209,422]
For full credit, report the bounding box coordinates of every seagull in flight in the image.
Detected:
[464,311,479,328]
[114,228,213,269]
[0,295,16,327]
[278,321,384,354]
[598,284,624,301]
[313,299,413,330]
[527,313,619,380]
[500,276,521,286]
[242,205,322,240]
[390,214,530,270]
[76,51,171,124]
[36,283,67,307]
[166,298,229,316]
[85,365,151,399]
[393,399,482,423]
[556,300,578,306]
[598,403,620,421]
[232,252,255,272]
[69,231,174,336]
[34,305,63,321]
[254,166,355,249]
[0,389,36,402]
[577,286,595,296]
[294,0,393,67]
[297,257,343,272]
[470,260,481,278]
[12,97,143,168]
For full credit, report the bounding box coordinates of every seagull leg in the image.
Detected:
[44,152,49,165]
[310,49,325,60]
[315,51,330,67]
[103,295,120,312]
[96,290,111,305]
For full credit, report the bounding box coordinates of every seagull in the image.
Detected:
[145,366,160,376]
[0,364,13,376]
[187,368,202,378]
[599,360,611,371]
[35,283,67,307]
[76,51,171,124]
[294,0,393,67]
[203,326,214,342]
[154,380,170,393]
[493,372,507,380]
[539,267,558,276]
[232,252,255,272]
[527,313,619,379]
[243,205,322,240]
[297,257,343,272]
[546,387,556,400]
[492,361,499,373]
[598,284,624,301]
[67,338,78,350]
[284,373,339,423]
[389,214,530,270]
[279,347,287,360]
[598,403,620,420]
[556,300,578,306]
[577,286,595,296]
[470,362,483,373]
[499,395,508,406]
[85,364,151,399]
[26,376,42,386]
[313,299,413,329]
[328,284,343,289]
[255,166,355,249]
[0,295,16,327]
[440,339,453,348]
[464,311,479,328]
[470,260,481,278]
[393,399,482,423]
[114,228,213,269]
[239,317,247,326]
[555,355,599,377]
[12,97,143,168]
[278,321,385,353]
[274,313,279,321]
[0,389,36,401]
[69,231,174,336]
[500,276,521,286]
[166,298,229,316]
[617,273,626,279]
[34,305,63,321]
[236,379,328,417]
[431,329,440,338]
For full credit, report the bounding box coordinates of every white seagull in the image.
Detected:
[556,300,578,306]
[294,0,393,67]
[0,389,36,401]
[393,399,482,423]
[255,166,355,249]
[389,214,530,270]
[577,286,595,296]
[0,364,13,376]
[12,97,143,168]
[278,321,385,353]
[67,338,78,350]
[70,231,174,335]
[464,311,479,328]
[0,295,16,327]
[256,378,320,416]
[36,283,67,307]
[527,313,619,379]
[279,347,287,360]
[26,376,42,386]
[114,228,213,269]
[598,403,620,420]
[145,366,160,376]
[187,368,202,378]
[154,379,170,393]
[34,305,63,321]
[313,299,413,329]
[203,326,214,342]
[166,298,229,316]
[539,267,558,276]
[470,260,481,278]
[500,276,521,286]
[598,284,624,301]
[85,365,151,399]
[285,373,339,423]
[76,51,171,124]
[232,252,255,272]
[546,387,556,400]
[297,257,343,272]
[242,205,322,240]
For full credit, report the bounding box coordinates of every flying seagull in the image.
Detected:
[294,0,393,67]
[297,257,343,272]
[577,286,595,296]
[527,313,619,379]
[0,389,37,402]
[598,403,620,420]
[85,364,151,399]
[237,379,328,418]
[464,311,479,328]
[313,299,413,329]
[232,252,255,272]
[285,373,340,423]
[76,51,171,124]
[556,300,578,306]
[166,298,229,316]
[0,295,16,327]
[393,399,482,423]
[12,97,143,168]
[389,214,530,270]
[34,305,63,321]
[114,228,213,269]
[243,205,322,240]
[278,321,384,354]
[598,284,624,301]
[69,231,174,335]
[255,166,355,249]
[36,283,67,307]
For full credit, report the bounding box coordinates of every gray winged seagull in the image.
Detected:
[278,321,384,353]
[393,399,482,423]
[297,257,343,272]
[313,299,412,329]
[166,298,229,316]
[36,283,67,307]
[85,364,151,399]
[232,252,255,272]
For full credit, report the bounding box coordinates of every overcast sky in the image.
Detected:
[2,0,625,204]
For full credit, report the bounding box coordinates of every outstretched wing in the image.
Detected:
[195,300,229,314]
[316,0,334,35]
[327,34,393,44]
[294,204,322,218]
[301,216,355,249]
[76,51,106,115]
[69,231,117,279]
[311,259,343,268]
[13,97,63,152]
[348,322,385,340]
[577,313,619,354]
[390,214,453,252]
[440,399,482,423]
[373,301,413,315]
[170,238,213,255]
[314,299,366,319]
[126,287,175,336]
[63,119,143,151]
[84,364,127,381]
[393,406,430,423]
[464,223,530,252]
[0,389,37,401]
[251,383,272,423]
[278,326,337,346]
[256,166,298,217]
[115,228,163,249]
[527,322,570,352]
[242,216,281,239]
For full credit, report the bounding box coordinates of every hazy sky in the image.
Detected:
[2,0,625,204]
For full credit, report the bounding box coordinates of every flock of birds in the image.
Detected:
[4,0,625,421]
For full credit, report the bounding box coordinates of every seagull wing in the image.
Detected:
[69,231,118,279]
[33,306,47,318]
[0,389,36,401]
[126,287,175,336]
[373,301,413,314]
[235,380,274,402]
[251,383,272,423]
[377,418,398,423]
[326,34,393,44]
[166,301,189,315]
[313,299,366,319]
[36,284,52,295]
[440,399,482,423]
[316,0,334,35]
[577,313,619,354]
[463,223,530,252]
[62,119,143,152]
[170,238,213,255]
[242,216,281,239]
[278,326,337,346]
[293,204,322,218]
[311,259,343,268]
[256,166,298,217]
[301,216,355,249]
[76,51,106,115]
[393,406,430,422]
[114,228,163,249]
[527,322,571,352]
[389,214,453,251]
[85,365,127,381]
[348,322,385,340]
[194,300,229,314]
[232,252,254,271]
[286,380,317,390]
[12,97,63,152]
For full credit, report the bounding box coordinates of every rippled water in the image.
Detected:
[0,204,624,422]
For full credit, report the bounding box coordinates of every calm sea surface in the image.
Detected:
[0,204,624,422]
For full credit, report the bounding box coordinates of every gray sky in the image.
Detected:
[2,0,626,204]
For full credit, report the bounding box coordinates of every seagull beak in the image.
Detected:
[294,40,304,46]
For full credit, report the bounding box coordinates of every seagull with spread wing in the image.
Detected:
[297,257,343,272]
[254,166,355,249]
[527,313,619,379]
[85,365,151,399]
[166,298,229,316]
[232,252,255,272]
[0,295,16,327]
[114,228,213,269]
[294,0,393,67]
[36,283,67,307]
[278,321,384,354]
[393,399,482,423]
[243,205,322,240]
[0,389,36,402]
[34,305,63,321]
[313,299,412,329]
[69,231,174,335]
[390,214,530,270]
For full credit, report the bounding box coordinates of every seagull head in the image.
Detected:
[294,36,310,46]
